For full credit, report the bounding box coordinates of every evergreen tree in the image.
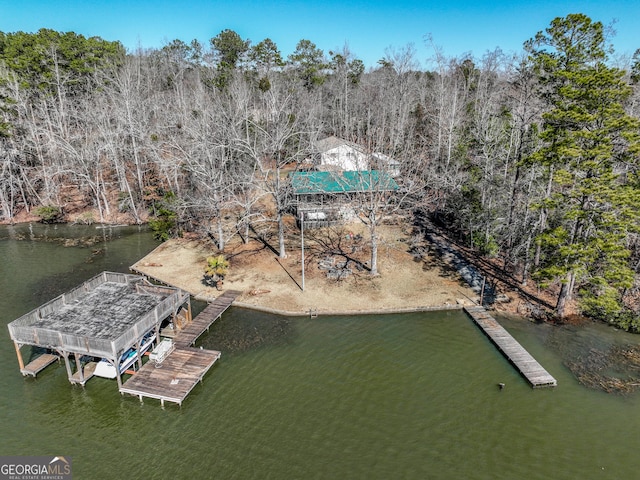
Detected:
[287,39,327,89]
[210,29,250,90]
[525,14,640,318]
[0,29,123,96]
[247,38,284,92]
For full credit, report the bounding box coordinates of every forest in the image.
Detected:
[1,14,640,329]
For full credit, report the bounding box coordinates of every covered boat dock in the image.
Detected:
[8,271,242,406]
[7,271,192,389]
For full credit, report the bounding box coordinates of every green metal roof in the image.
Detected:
[290,170,399,195]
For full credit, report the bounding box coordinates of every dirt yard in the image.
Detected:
[132,224,482,316]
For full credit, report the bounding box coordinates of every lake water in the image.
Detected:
[1,224,640,479]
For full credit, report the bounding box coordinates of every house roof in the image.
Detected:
[314,136,363,154]
[290,170,399,195]
[370,152,401,166]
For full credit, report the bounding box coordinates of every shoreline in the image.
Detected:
[131,262,469,318]
[3,219,543,320]
[231,301,464,317]
[130,234,483,318]
[129,260,468,317]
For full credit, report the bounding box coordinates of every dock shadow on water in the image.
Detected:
[197,307,297,355]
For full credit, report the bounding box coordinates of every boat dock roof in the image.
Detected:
[8,272,189,360]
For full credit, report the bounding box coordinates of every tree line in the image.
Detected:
[2,15,640,328]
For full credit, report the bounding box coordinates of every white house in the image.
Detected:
[314,136,369,171]
[370,152,401,177]
[313,136,401,176]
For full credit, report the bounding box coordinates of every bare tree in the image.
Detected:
[232,77,318,258]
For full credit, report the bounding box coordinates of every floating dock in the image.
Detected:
[464,306,557,388]
[20,353,60,377]
[70,361,98,386]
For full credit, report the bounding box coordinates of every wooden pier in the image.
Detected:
[119,347,221,406]
[20,353,60,377]
[174,290,242,348]
[465,306,557,388]
[120,290,241,406]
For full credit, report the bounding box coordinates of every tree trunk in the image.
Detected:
[555,271,574,318]
[277,211,286,258]
[369,224,379,276]
[217,216,225,251]
[534,166,555,268]
[521,234,532,286]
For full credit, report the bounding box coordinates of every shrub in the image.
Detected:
[77,212,95,225]
[34,205,63,223]
[149,192,180,241]
[205,254,229,279]
[149,210,177,241]
[472,231,499,257]
[203,254,230,289]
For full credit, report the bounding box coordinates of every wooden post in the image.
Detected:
[186,301,193,323]
[115,365,123,390]
[135,340,143,370]
[13,342,25,371]
[62,352,74,383]
[74,352,84,383]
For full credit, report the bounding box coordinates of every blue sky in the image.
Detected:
[1,0,638,68]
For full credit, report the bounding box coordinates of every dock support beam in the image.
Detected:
[135,339,143,371]
[116,367,123,390]
[13,342,25,371]
[62,352,74,383]
[74,352,85,383]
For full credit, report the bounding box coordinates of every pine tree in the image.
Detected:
[525,14,640,318]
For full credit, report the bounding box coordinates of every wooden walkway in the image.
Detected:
[119,348,221,406]
[174,290,242,348]
[465,306,557,388]
[120,290,241,406]
[21,353,60,377]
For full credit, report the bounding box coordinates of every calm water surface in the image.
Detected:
[1,224,640,479]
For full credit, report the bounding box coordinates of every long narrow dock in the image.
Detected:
[174,290,241,348]
[465,306,557,388]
